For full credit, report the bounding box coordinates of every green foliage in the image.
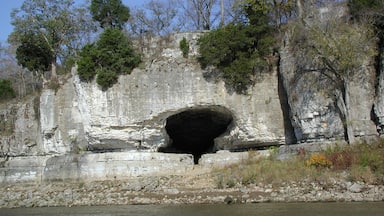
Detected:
[77,28,141,90]
[97,28,141,73]
[16,33,53,72]
[96,68,118,90]
[197,0,277,93]
[0,80,16,101]
[9,0,98,78]
[78,44,98,82]
[10,0,86,70]
[179,37,189,58]
[91,0,130,29]
[198,22,274,93]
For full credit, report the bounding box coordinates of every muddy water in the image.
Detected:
[1,202,383,216]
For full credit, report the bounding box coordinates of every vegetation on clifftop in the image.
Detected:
[77,28,141,90]
[197,0,286,93]
[1,0,383,96]
[0,80,16,101]
[78,0,141,90]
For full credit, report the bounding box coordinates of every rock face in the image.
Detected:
[0,4,383,183]
[0,33,286,182]
[374,48,384,135]
[279,3,377,143]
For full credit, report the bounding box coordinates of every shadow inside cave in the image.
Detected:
[159,106,233,164]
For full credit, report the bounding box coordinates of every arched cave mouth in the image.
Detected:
[160,106,233,164]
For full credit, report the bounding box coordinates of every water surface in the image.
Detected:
[0,202,383,216]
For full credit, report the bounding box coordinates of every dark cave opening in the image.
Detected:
[160,107,233,164]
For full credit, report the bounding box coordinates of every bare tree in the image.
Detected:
[129,0,179,36]
[302,18,377,143]
[0,43,39,98]
[177,0,220,31]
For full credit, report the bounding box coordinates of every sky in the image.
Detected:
[0,0,148,43]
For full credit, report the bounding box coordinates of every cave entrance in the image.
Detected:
[160,107,233,164]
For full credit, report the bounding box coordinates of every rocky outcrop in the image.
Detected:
[0,98,41,157]
[374,47,384,135]
[1,4,383,183]
[279,3,377,143]
[6,32,285,158]
[0,32,287,183]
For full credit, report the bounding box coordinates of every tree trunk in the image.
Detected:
[296,0,303,18]
[337,82,355,143]
[19,70,26,98]
[220,0,224,27]
[51,62,57,80]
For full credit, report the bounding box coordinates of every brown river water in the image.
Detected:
[0,202,383,216]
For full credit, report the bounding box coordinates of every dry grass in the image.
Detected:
[213,139,384,189]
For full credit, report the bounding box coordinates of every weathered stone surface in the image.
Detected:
[279,4,377,143]
[0,152,195,183]
[199,150,270,166]
[0,98,41,157]
[279,37,344,142]
[43,152,195,181]
[374,50,384,135]
[0,155,50,182]
[67,32,286,153]
[0,4,383,183]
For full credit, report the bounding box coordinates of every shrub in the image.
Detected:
[358,143,384,172]
[0,79,16,101]
[213,140,384,188]
[179,37,189,58]
[96,68,118,90]
[77,28,141,89]
[198,23,274,93]
[327,150,355,170]
[77,44,98,82]
[305,153,332,168]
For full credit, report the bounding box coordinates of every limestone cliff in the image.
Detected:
[28,32,286,156]
[374,47,384,135]
[0,4,383,183]
[279,3,378,143]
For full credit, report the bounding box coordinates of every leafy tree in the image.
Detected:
[198,0,277,93]
[90,0,130,29]
[0,80,16,101]
[10,0,97,82]
[96,28,141,73]
[15,33,54,73]
[0,42,39,98]
[77,44,98,82]
[77,28,141,90]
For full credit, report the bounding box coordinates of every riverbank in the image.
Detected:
[1,140,384,208]
[1,169,383,208]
